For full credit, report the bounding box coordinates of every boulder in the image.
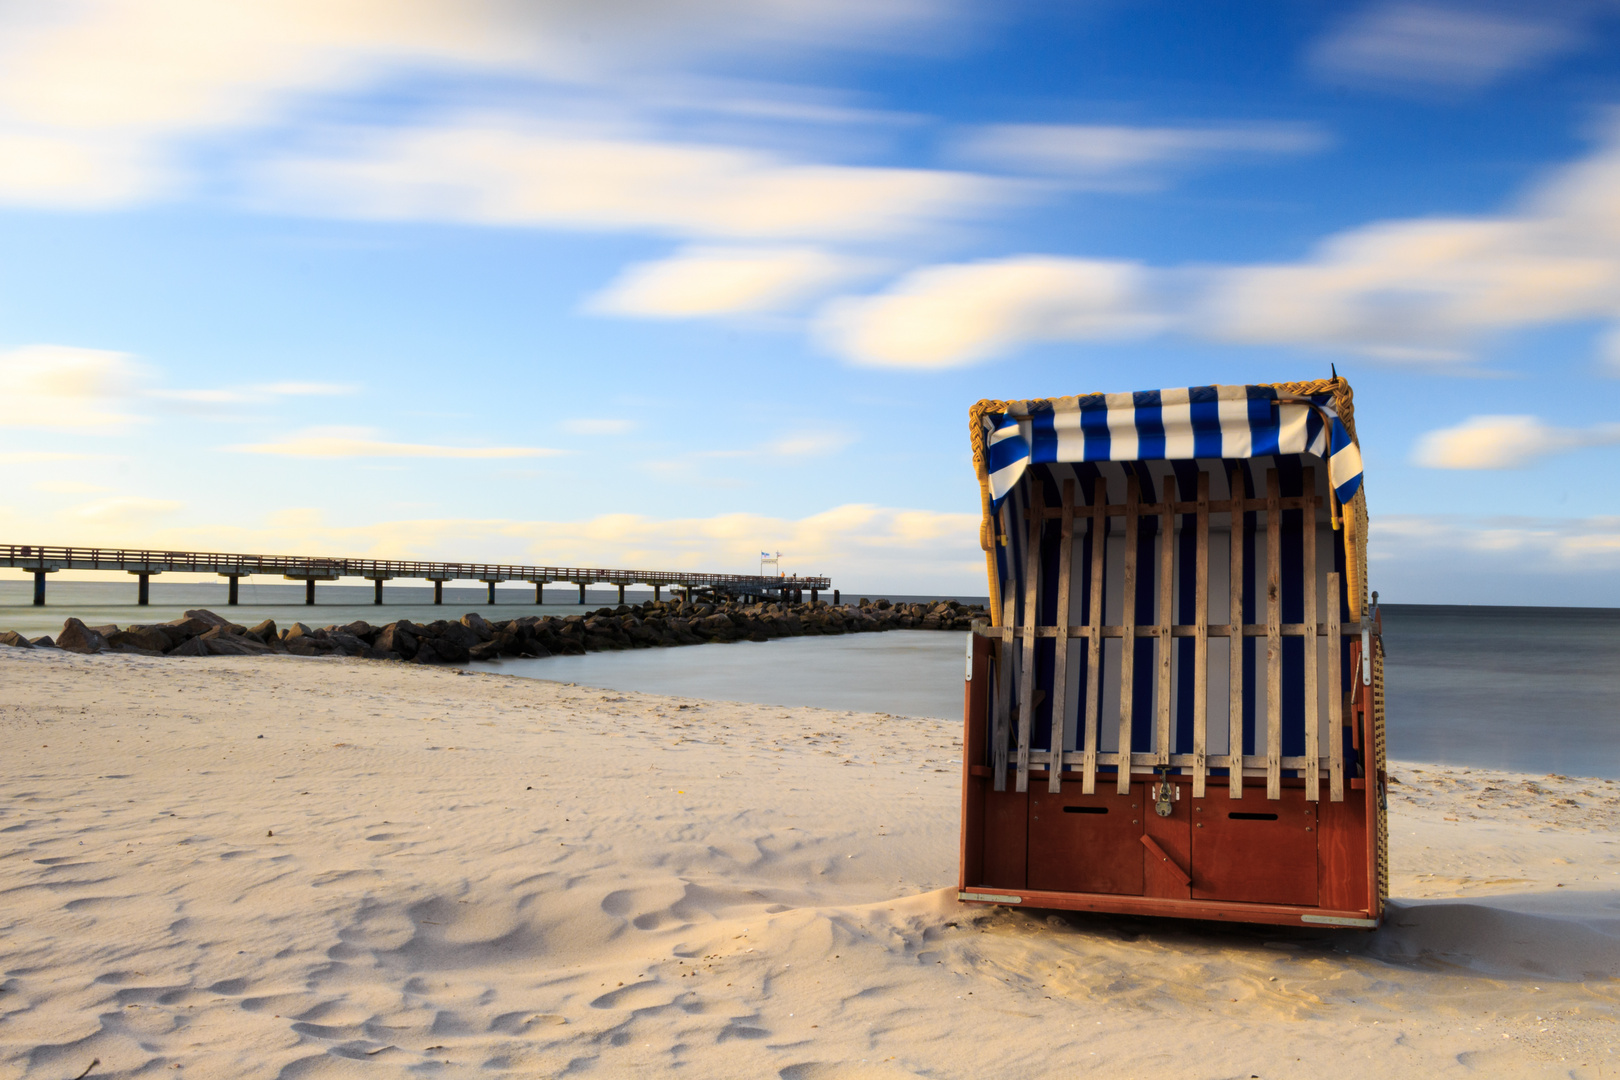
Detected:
[436,621,482,650]
[185,609,240,630]
[338,620,374,641]
[468,639,503,662]
[168,637,210,657]
[0,630,33,648]
[157,616,215,647]
[90,624,121,637]
[284,622,314,641]
[108,627,171,653]
[460,612,496,642]
[374,624,418,660]
[197,627,275,655]
[57,618,108,654]
[324,631,367,655]
[30,636,56,648]
[429,636,471,663]
[245,619,278,644]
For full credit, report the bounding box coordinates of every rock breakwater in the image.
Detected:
[1,597,984,664]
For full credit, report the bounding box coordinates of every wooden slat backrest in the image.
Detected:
[993,504,1015,792]
[1327,570,1345,801]
[1116,473,1141,795]
[1266,468,1284,800]
[1155,475,1176,769]
[1302,465,1320,802]
[1192,471,1210,798]
[1081,476,1106,794]
[1228,467,1246,799]
[1015,483,1044,792]
[1047,479,1077,793]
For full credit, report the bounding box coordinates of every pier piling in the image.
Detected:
[227,575,239,605]
[32,570,49,606]
[486,581,496,604]
[305,579,316,605]
[135,572,151,606]
[617,584,625,604]
[534,582,544,604]
[433,580,443,605]
[374,579,384,605]
[653,585,661,601]
[577,582,586,604]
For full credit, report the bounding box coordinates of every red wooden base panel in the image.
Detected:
[960,771,1380,929]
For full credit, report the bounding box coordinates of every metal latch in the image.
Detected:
[1154,765,1178,818]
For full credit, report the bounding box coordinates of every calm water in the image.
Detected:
[3,583,1616,778]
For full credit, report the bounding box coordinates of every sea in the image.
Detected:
[2,581,1616,780]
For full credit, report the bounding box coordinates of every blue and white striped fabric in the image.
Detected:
[985,385,1363,508]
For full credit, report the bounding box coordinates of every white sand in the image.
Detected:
[2,649,1616,1079]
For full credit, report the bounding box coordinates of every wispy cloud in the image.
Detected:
[589,246,867,318]
[953,121,1327,185]
[226,426,568,459]
[1309,3,1583,91]
[561,418,637,436]
[0,345,150,431]
[1412,415,1620,469]
[253,117,1004,241]
[817,256,1162,368]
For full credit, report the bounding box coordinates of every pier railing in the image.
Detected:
[2,543,831,606]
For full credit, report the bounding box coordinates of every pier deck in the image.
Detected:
[2,544,830,607]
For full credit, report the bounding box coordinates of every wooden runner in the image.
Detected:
[1193,471,1210,798]
[1266,469,1283,800]
[1046,479,1077,793]
[1014,484,1044,793]
[1228,467,1245,799]
[1301,466,1320,802]
[1155,475,1176,768]
[1116,473,1140,795]
[1081,476,1106,794]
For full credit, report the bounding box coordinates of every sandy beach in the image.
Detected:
[2,649,1616,1079]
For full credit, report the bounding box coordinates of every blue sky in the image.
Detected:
[3,1,1620,602]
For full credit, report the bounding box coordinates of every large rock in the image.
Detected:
[374,623,417,660]
[197,626,275,655]
[108,626,171,653]
[0,630,33,648]
[157,616,215,647]
[57,618,108,654]
[185,609,244,632]
[460,612,495,642]
[338,620,374,642]
[468,639,504,662]
[245,619,278,644]
[435,621,482,650]
[30,636,56,648]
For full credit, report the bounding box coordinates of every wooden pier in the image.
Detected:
[2,544,830,608]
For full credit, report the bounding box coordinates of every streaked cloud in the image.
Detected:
[1413,415,1620,469]
[589,246,866,318]
[817,256,1161,368]
[562,418,638,436]
[226,426,568,459]
[72,496,183,521]
[253,118,1002,241]
[0,345,150,432]
[1199,120,1620,361]
[954,122,1326,184]
[1309,3,1581,91]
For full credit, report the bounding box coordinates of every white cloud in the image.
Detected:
[0,345,150,431]
[252,381,358,396]
[1412,415,1620,469]
[1309,3,1580,90]
[226,426,568,459]
[1199,120,1620,360]
[589,246,865,317]
[954,122,1326,183]
[817,256,1160,368]
[562,418,638,436]
[254,118,1001,241]
[0,0,956,208]
[72,496,183,522]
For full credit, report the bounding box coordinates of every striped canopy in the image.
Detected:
[984,384,1363,509]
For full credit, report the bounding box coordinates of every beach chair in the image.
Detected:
[958,380,1387,928]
